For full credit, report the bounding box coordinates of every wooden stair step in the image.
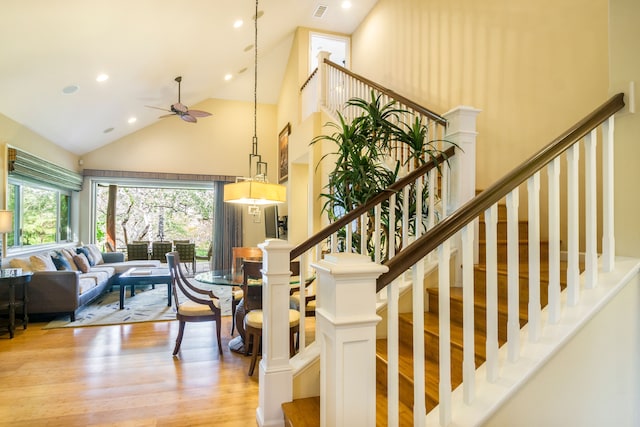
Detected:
[376,338,440,411]
[283,397,320,427]
[398,311,487,367]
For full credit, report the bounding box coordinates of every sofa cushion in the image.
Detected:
[73,253,91,273]
[85,244,104,265]
[9,257,32,272]
[81,270,110,285]
[89,265,116,277]
[76,247,95,266]
[30,254,57,272]
[60,248,79,271]
[51,250,72,271]
[78,276,99,295]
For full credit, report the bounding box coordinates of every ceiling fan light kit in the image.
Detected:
[224,0,286,211]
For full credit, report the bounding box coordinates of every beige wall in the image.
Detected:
[0,113,80,173]
[609,0,640,257]
[348,0,609,251]
[352,0,609,188]
[81,98,277,180]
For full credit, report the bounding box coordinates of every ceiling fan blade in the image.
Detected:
[172,102,188,113]
[181,114,197,123]
[158,113,176,119]
[187,109,212,118]
[146,105,171,112]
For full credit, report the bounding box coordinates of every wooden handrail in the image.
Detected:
[376,93,625,291]
[322,58,448,127]
[290,146,456,260]
[300,67,319,92]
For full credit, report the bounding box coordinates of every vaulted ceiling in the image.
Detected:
[0,0,377,155]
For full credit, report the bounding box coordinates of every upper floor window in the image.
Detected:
[6,179,72,248]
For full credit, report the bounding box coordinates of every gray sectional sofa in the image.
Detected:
[2,246,161,321]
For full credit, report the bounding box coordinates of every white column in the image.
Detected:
[312,253,388,427]
[443,106,481,271]
[257,239,294,427]
[317,51,331,112]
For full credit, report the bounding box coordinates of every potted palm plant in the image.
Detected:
[312,90,454,260]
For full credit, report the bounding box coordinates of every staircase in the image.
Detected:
[283,204,565,426]
[267,57,627,426]
[376,204,562,416]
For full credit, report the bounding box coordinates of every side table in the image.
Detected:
[0,270,32,338]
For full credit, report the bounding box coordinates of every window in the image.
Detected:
[7,179,73,249]
[92,181,214,256]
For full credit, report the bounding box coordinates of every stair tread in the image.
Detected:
[282,397,319,427]
[428,287,530,321]
[376,338,440,391]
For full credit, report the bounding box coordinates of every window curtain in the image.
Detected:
[212,181,242,271]
[8,147,83,191]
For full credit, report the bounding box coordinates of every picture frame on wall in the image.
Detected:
[278,123,291,183]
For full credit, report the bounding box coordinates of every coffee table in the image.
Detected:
[118,267,172,309]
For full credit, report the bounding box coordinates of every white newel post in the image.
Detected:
[443,105,481,275]
[311,253,388,427]
[257,239,294,427]
[317,51,331,112]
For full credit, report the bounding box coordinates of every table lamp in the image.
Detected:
[0,210,13,271]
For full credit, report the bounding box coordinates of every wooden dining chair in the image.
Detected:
[230,247,263,335]
[241,259,299,376]
[166,251,222,356]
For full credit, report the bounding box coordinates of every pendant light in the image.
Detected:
[224,0,286,208]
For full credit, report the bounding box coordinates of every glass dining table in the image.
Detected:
[193,270,260,353]
[193,269,313,353]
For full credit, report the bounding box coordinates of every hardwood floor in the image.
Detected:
[0,316,261,426]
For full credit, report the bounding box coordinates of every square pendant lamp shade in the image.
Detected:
[224,180,286,205]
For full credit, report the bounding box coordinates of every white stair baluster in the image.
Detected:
[484,203,499,382]
[585,129,598,288]
[602,116,615,272]
[506,188,520,362]
[547,158,561,323]
[566,144,580,306]
[462,223,476,404]
[527,173,542,342]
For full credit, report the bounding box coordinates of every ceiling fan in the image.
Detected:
[147,76,211,123]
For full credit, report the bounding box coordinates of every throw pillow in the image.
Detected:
[50,250,72,271]
[29,254,57,272]
[61,248,79,271]
[73,253,91,273]
[9,257,32,273]
[85,244,104,265]
[76,247,95,266]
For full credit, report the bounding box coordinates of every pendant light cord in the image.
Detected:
[250,0,268,179]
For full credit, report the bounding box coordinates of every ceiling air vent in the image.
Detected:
[313,4,328,18]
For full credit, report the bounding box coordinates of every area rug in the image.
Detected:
[43,284,232,329]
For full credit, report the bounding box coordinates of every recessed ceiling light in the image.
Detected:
[62,84,79,94]
[233,19,243,28]
[224,74,233,81]
[341,1,352,9]
[96,73,109,82]
[127,117,137,124]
